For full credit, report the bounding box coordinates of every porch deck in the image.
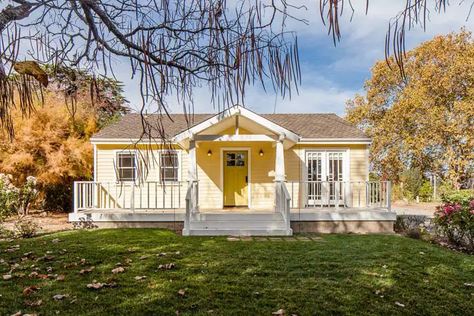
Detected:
[70,180,395,235]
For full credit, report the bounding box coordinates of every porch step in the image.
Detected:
[191,212,283,221]
[185,212,292,236]
[184,228,292,236]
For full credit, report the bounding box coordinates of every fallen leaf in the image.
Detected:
[79,266,95,275]
[125,258,133,264]
[158,263,176,270]
[23,286,39,296]
[87,282,104,290]
[11,311,22,316]
[134,276,147,281]
[395,302,405,308]
[24,299,42,307]
[56,275,65,281]
[51,239,61,243]
[175,251,181,255]
[29,272,38,278]
[53,294,67,301]
[464,283,474,287]
[79,259,86,265]
[139,255,149,260]
[2,274,12,280]
[272,309,285,315]
[157,252,167,257]
[178,289,186,297]
[112,267,125,274]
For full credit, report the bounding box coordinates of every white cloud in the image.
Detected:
[116,0,473,115]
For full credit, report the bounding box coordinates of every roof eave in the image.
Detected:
[298,138,372,145]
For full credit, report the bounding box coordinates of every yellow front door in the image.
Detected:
[223,151,248,206]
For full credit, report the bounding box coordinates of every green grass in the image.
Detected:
[1,230,473,315]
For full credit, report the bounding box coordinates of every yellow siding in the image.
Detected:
[94,142,369,210]
[95,144,187,209]
[196,141,275,209]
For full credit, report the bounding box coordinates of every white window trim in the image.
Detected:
[302,148,350,183]
[158,150,182,183]
[114,150,139,183]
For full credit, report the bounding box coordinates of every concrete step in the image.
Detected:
[189,220,287,230]
[183,228,292,236]
[191,212,282,221]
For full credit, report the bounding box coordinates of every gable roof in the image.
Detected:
[92,110,368,142]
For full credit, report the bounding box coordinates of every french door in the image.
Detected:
[306,151,345,206]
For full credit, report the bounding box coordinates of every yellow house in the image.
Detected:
[70,105,395,235]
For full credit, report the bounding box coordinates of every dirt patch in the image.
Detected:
[2,211,72,233]
[392,201,438,217]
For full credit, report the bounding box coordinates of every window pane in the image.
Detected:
[119,168,135,181]
[117,153,136,181]
[161,168,178,181]
[160,152,178,182]
[161,153,178,166]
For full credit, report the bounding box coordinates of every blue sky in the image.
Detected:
[118,1,473,115]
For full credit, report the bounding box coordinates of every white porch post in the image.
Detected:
[188,136,198,182]
[275,134,286,182]
[187,135,199,213]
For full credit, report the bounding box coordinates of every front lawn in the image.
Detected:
[1,230,473,315]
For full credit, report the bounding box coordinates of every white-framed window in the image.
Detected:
[116,151,137,182]
[160,151,179,182]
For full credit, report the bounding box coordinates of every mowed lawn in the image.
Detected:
[1,229,473,315]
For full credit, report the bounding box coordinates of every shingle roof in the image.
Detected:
[92,112,368,140]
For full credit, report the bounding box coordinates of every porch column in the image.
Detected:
[274,134,286,182]
[188,136,198,181]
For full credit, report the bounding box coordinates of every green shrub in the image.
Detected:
[441,189,474,206]
[419,181,434,202]
[400,168,424,200]
[434,191,474,249]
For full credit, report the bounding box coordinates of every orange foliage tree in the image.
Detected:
[0,69,128,211]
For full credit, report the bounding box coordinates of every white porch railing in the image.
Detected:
[73,181,187,212]
[287,181,391,210]
[275,181,291,232]
[184,180,199,234]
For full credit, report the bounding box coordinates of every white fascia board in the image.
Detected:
[298,138,372,145]
[91,138,174,145]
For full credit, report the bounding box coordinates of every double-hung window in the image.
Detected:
[116,152,137,182]
[160,151,179,182]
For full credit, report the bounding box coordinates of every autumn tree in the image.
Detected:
[0,1,472,139]
[0,68,128,211]
[346,30,474,189]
